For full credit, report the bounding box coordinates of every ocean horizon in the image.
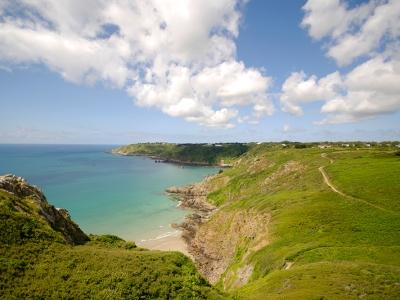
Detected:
[0,144,217,241]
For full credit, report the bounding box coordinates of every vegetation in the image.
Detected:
[112,143,249,165]
[195,145,400,299]
[0,186,224,299]
[2,142,400,299]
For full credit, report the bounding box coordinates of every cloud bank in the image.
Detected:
[281,0,400,124]
[0,0,273,128]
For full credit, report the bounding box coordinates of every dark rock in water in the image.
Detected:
[0,174,89,245]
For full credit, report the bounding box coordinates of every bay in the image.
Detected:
[0,144,217,241]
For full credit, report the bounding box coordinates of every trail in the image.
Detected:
[319,153,396,215]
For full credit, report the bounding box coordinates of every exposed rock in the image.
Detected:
[189,210,270,285]
[233,264,254,287]
[0,174,46,202]
[166,180,215,212]
[166,175,270,287]
[0,174,89,245]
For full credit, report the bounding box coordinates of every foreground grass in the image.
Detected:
[0,189,224,299]
[3,243,221,299]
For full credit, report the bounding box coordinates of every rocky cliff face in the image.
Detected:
[166,182,215,212]
[0,174,89,245]
[167,174,270,288]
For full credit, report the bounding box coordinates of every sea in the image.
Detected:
[0,144,217,242]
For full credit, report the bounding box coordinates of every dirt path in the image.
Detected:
[319,153,396,215]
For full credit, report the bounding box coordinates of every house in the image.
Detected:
[318,145,331,149]
[341,144,350,147]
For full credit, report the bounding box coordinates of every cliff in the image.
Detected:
[112,142,249,166]
[167,145,400,298]
[0,174,223,299]
[0,174,88,245]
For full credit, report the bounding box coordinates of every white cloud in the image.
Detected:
[281,0,400,124]
[283,124,290,133]
[0,0,272,128]
[281,56,400,124]
[302,0,400,66]
[319,56,400,124]
[280,71,343,115]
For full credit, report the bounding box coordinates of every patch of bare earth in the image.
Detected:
[264,160,305,184]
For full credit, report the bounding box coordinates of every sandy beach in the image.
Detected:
[137,230,192,258]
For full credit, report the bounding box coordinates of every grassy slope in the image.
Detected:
[2,145,399,299]
[0,189,224,299]
[201,145,400,299]
[112,143,250,165]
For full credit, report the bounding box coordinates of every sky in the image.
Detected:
[0,0,399,144]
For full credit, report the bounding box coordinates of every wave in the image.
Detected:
[140,230,181,242]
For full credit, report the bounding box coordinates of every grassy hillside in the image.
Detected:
[112,143,250,165]
[189,145,400,299]
[2,144,400,299]
[0,176,224,299]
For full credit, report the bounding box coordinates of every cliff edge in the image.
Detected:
[0,174,89,245]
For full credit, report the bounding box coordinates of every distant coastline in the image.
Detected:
[112,151,225,167]
[111,143,247,167]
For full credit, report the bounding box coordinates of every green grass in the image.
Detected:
[3,244,222,299]
[0,189,224,299]
[199,146,400,298]
[2,144,400,299]
[325,151,400,212]
[237,262,399,299]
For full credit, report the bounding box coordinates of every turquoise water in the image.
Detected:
[0,144,217,241]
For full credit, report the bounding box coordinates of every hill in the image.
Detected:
[112,143,249,166]
[2,143,400,299]
[175,144,400,299]
[0,174,223,299]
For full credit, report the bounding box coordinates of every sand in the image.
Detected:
[137,231,192,258]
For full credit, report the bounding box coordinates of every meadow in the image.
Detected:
[198,144,400,299]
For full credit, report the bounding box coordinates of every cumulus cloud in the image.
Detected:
[319,56,400,124]
[281,55,400,124]
[0,0,273,128]
[281,71,343,115]
[281,0,400,124]
[302,0,400,66]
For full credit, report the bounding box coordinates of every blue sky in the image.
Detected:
[0,0,399,144]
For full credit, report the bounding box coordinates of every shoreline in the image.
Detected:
[137,179,216,260]
[137,229,192,258]
[111,150,233,167]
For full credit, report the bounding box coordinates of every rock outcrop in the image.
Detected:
[166,182,215,212]
[167,174,270,288]
[0,174,89,245]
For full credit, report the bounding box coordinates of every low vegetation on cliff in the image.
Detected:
[112,142,249,165]
[2,142,400,299]
[0,175,223,299]
[182,144,400,299]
